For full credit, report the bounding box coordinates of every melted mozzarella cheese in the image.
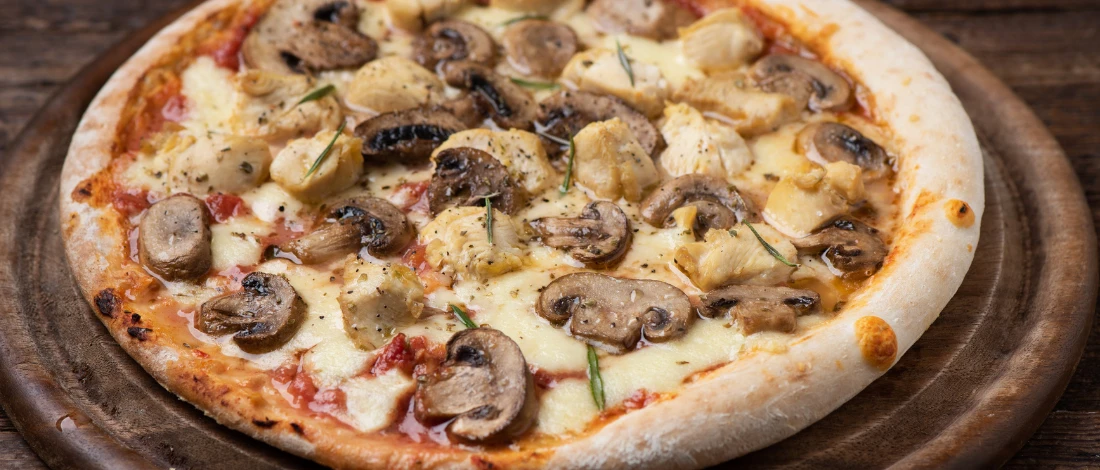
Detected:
[179,57,238,133]
[598,35,704,91]
[209,217,267,271]
[536,379,600,435]
[342,371,416,432]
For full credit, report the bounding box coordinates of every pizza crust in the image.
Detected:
[58,0,982,468]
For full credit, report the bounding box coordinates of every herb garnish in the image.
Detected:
[745,222,799,267]
[295,84,335,106]
[559,134,576,194]
[587,345,606,410]
[449,304,478,329]
[501,14,548,26]
[302,120,347,181]
[485,196,494,245]
[615,40,635,87]
[510,77,560,90]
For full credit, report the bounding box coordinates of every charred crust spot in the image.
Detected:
[290,422,304,435]
[94,289,120,318]
[131,313,142,323]
[854,316,897,370]
[945,199,975,228]
[72,181,94,201]
[127,327,152,341]
[252,418,278,428]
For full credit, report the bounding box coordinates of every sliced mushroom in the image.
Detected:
[412,20,496,70]
[198,272,307,353]
[243,0,378,74]
[536,90,662,160]
[699,285,820,335]
[280,197,413,264]
[428,147,524,215]
[355,107,467,164]
[791,219,887,280]
[535,272,694,353]
[415,328,538,443]
[586,0,696,41]
[797,122,890,178]
[750,54,852,112]
[138,194,212,281]
[502,20,578,78]
[640,174,756,233]
[530,201,632,267]
[443,61,537,131]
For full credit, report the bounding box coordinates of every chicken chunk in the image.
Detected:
[675,74,802,136]
[340,256,427,350]
[763,161,865,238]
[658,103,753,179]
[572,119,660,202]
[269,128,363,202]
[679,9,763,72]
[235,70,343,141]
[561,48,669,118]
[167,133,271,194]
[346,57,446,115]
[432,129,556,195]
[386,0,467,31]
[674,223,797,290]
[419,207,525,281]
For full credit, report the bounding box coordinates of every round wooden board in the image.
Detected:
[0,1,1094,468]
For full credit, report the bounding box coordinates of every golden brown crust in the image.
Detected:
[59,0,983,468]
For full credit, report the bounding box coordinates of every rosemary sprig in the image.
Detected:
[295,84,335,106]
[559,134,576,194]
[510,77,560,90]
[587,345,606,411]
[449,304,478,329]
[615,40,635,87]
[485,196,494,245]
[501,14,548,26]
[745,222,799,267]
[302,120,347,181]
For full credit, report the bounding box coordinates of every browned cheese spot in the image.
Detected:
[944,199,975,228]
[854,316,896,370]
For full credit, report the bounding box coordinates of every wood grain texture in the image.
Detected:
[0,0,1098,468]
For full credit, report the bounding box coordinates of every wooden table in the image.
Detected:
[1,0,1098,467]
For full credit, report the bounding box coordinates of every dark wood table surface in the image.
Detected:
[1,0,1098,467]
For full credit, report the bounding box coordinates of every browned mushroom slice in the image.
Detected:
[797,122,890,178]
[355,107,467,164]
[242,0,378,74]
[502,20,578,78]
[414,328,538,443]
[442,61,536,131]
[639,174,756,234]
[138,194,212,281]
[280,197,413,264]
[536,90,662,160]
[700,285,820,335]
[412,20,496,70]
[750,54,852,112]
[535,272,694,353]
[198,272,307,353]
[791,219,888,280]
[428,147,524,215]
[439,95,484,128]
[586,0,696,41]
[530,201,632,267]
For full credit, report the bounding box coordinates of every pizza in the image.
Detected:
[59,0,983,467]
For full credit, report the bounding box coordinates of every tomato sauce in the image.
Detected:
[393,181,431,212]
[204,192,248,222]
[111,187,152,218]
[196,5,264,70]
[272,359,348,417]
[123,75,185,153]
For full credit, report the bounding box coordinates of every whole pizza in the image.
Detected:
[59,0,983,467]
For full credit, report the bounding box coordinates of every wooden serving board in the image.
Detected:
[0,1,1094,468]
